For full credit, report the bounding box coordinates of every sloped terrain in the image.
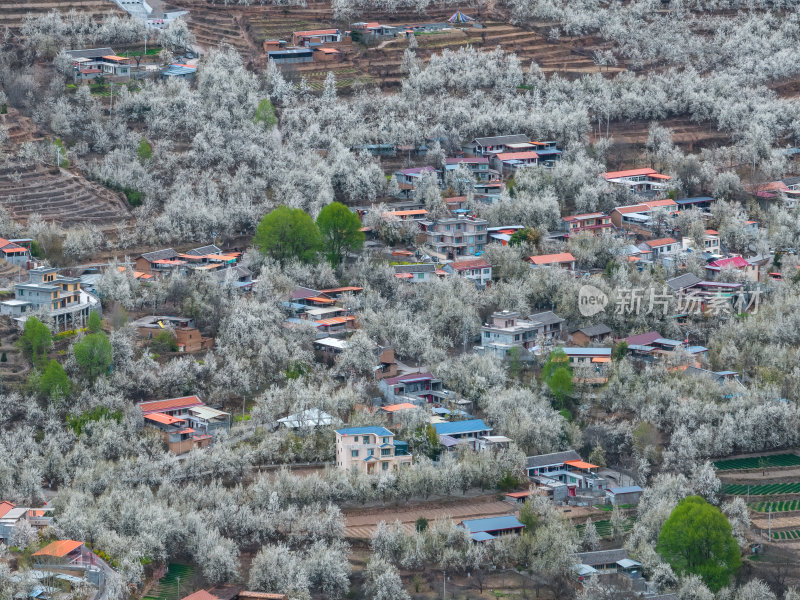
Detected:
[0,165,131,228]
[0,0,124,32]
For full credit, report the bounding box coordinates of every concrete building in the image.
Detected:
[477,310,543,357]
[0,267,100,331]
[562,213,613,236]
[603,168,671,194]
[135,315,214,352]
[423,215,488,260]
[65,48,131,81]
[458,515,525,541]
[335,426,411,474]
[606,485,644,506]
[138,396,230,455]
[442,258,492,287]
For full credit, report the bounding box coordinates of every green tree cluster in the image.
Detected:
[74,331,113,381]
[657,495,741,591]
[18,317,52,367]
[254,98,278,127]
[254,203,364,267]
[151,330,179,353]
[542,348,573,408]
[138,137,153,162]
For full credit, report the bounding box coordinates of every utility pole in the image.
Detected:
[768,505,771,540]
[442,570,446,600]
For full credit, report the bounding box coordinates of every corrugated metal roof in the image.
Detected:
[336,426,393,436]
[459,515,524,533]
[433,419,491,436]
[607,486,643,494]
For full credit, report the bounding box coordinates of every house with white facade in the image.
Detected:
[335,426,412,474]
[442,258,492,287]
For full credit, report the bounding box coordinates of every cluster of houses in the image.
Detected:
[138,395,231,455]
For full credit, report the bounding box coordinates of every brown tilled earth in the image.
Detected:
[0,0,124,31]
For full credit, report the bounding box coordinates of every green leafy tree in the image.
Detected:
[542,348,573,406]
[415,517,428,532]
[497,470,522,492]
[519,499,540,532]
[37,359,71,399]
[137,137,153,162]
[87,311,103,334]
[657,495,741,591]
[254,98,278,127]
[254,206,322,265]
[73,333,113,381]
[18,317,52,367]
[316,201,365,266]
[508,227,542,248]
[612,341,628,361]
[151,329,178,353]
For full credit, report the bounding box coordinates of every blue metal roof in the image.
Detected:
[471,531,496,541]
[563,347,611,356]
[460,515,524,533]
[675,196,714,205]
[162,65,196,77]
[337,426,393,436]
[608,485,643,494]
[433,419,491,436]
[380,443,393,448]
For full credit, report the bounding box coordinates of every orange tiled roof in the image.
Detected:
[645,237,677,247]
[604,168,658,179]
[33,540,83,557]
[493,151,539,161]
[451,258,490,271]
[382,402,417,412]
[319,286,363,294]
[315,316,356,326]
[564,460,599,470]
[181,591,219,600]
[139,396,204,414]
[527,252,575,265]
[0,501,15,518]
[144,412,186,425]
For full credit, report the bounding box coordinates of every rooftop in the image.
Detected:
[337,426,393,436]
[138,395,204,414]
[459,515,524,533]
[433,419,491,436]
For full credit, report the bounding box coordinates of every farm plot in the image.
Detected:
[714,454,800,471]
[772,529,800,540]
[723,482,800,496]
[575,518,634,538]
[751,500,800,512]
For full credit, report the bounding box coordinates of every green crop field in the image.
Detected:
[772,529,800,540]
[713,454,800,471]
[723,482,800,496]
[575,518,634,538]
[750,500,800,512]
[142,564,195,600]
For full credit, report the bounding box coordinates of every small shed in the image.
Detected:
[268,49,313,64]
[606,485,644,506]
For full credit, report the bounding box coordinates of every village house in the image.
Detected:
[383,208,428,222]
[609,198,678,232]
[135,315,214,352]
[394,166,437,187]
[569,324,612,346]
[267,48,313,64]
[490,151,540,174]
[0,267,100,331]
[574,549,641,582]
[0,237,31,266]
[422,214,488,260]
[529,311,565,339]
[563,347,612,366]
[434,419,493,449]
[380,402,418,424]
[603,168,671,195]
[313,337,348,365]
[486,225,525,245]
[682,229,721,256]
[605,485,644,506]
[161,64,197,80]
[526,252,576,270]
[705,255,761,281]
[335,426,411,473]
[32,540,96,568]
[464,134,531,156]
[380,371,448,404]
[393,263,437,282]
[675,196,716,212]
[525,450,607,494]
[638,237,679,258]
[444,157,499,182]
[0,501,53,542]
[665,272,703,293]
[442,258,492,287]
[217,265,254,291]
[458,515,525,542]
[64,48,130,82]
[476,310,543,357]
[138,396,230,455]
[291,28,342,46]
[562,213,613,236]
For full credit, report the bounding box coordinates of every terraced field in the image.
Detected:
[772,529,800,540]
[751,500,800,512]
[723,482,800,496]
[0,165,131,228]
[0,0,123,32]
[575,517,634,538]
[142,563,195,600]
[714,454,800,471]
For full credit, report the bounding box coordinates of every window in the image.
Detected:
[351,450,359,457]
[416,273,424,279]
[382,462,389,471]
[381,449,391,456]
[367,448,374,456]
[382,437,390,444]
[514,334,520,341]
[484,331,490,338]
[353,436,359,443]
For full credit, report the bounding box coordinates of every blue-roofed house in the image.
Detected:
[458,515,525,541]
[433,419,492,449]
[335,426,412,474]
[674,196,715,211]
[562,347,611,366]
[161,64,197,80]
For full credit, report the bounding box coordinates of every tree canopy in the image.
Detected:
[657,495,741,591]
[542,348,573,405]
[316,201,365,266]
[73,332,113,381]
[18,317,52,367]
[37,359,71,400]
[254,206,322,265]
